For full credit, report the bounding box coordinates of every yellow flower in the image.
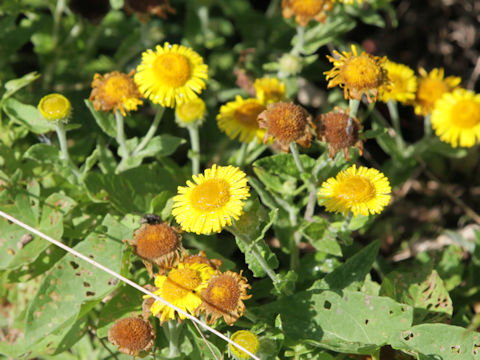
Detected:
[38,93,71,122]
[336,0,363,4]
[217,96,266,143]
[134,42,208,108]
[379,61,417,104]
[148,263,215,323]
[89,70,143,116]
[318,165,391,216]
[172,164,250,234]
[281,0,334,27]
[199,271,251,325]
[414,67,461,116]
[431,88,480,148]
[229,330,260,360]
[324,44,389,102]
[254,77,286,105]
[175,97,206,126]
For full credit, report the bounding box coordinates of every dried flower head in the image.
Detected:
[124,0,175,22]
[378,61,417,104]
[254,77,286,105]
[431,88,480,148]
[147,263,215,323]
[258,102,314,152]
[217,96,266,143]
[175,96,206,126]
[108,317,155,356]
[316,107,363,160]
[90,70,143,116]
[325,44,389,102]
[38,93,72,122]
[199,271,251,325]
[129,222,185,276]
[282,0,334,27]
[183,250,222,270]
[134,42,208,108]
[172,164,250,234]
[318,165,391,217]
[414,67,461,116]
[229,330,260,360]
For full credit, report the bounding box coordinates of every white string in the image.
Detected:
[0,210,260,360]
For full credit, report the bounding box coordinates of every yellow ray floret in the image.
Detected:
[134,42,208,108]
[379,61,417,104]
[318,165,391,217]
[431,88,480,148]
[172,165,250,234]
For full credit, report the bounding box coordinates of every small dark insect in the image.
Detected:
[140,214,162,225]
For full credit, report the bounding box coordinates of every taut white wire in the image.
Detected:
[0,210,260,360]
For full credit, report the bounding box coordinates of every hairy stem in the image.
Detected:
[187,124,201,175]
[115,110,129,159]
[133,106,165,155]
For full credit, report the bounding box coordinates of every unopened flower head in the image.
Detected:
[431,88,480,148]
[316,107,363,161]
[134,42,208,108]
[254,77,286,105]
[325,45,389,102]
[281,0,334,27]
[175,96,206,126]
[199,271,251,325]
[172,165,250,234]
[38,93,72,123]
[217,96,266,143]
[378,61,417,104]
[108,317,155,356]
[229,330,260,360]
[414,67,461,116]
[147,262,215,323]
[318,165,391,217]
[90,70,143,116]
[258,101,314,152]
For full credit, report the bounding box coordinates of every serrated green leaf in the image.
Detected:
[302,220,342,256]
[3,97,55,134]
[24,143,61,163]
[135,134,185,158]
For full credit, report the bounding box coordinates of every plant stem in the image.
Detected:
[114,110,129,158]
[236,141,248,167]
[349,99,360,119]
[43,0,66,90]
[289,142,304,173]
[55,122,80,178]
[133,106,165,155]
[164,321,182,358]
[187,124,201,175]
[341,211,353,233]
[387,100,405,150]
[292,26,305,55]
[424,113,432,137]
[371,349,381,360]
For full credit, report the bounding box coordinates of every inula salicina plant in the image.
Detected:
[1,0,480,359]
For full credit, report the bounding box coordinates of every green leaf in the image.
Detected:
[2,71,41,101]
[380,269,453,324]
[25,215,131,347]
[24,143,61,163]
[3,97,55,134]
[302,219,342,256]
[136,134,186,158]
[390,324,480,360]
[311,240,379,290]
[84,99,116,137]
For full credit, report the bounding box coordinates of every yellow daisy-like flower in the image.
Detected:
[379,61,417,104]
[175,97,206,126]
[172,164,250,234]
[336,0,363,4]
[89,70,143,116]
[282,0,334,27]
[229,330,260,360]
[431,88,480,148]
[217,96,266,143]
[414,67,461,116]
[325,44,389,102]
[318,165,391,217]
[38,93,72,122]
[254,77,286,105]
[148,263,215,323]
[134,42,208,108]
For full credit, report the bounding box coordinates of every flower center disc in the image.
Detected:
[205,276,239,311]
[40,96,70,118]
[336,176,376,203]
[234,103,265,128]
[451,99,480,128]
[104,75,131,100]
[153,53,191,88]
[291,0,325,15]
[417,79,448,105]
[190,179,231,212]
[163,268,201,301]
[342,56,382,89]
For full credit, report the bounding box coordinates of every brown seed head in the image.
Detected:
[258,102,314,152]
[108,317,155,356]
[315,107,363,161]
[124,0,175,22]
